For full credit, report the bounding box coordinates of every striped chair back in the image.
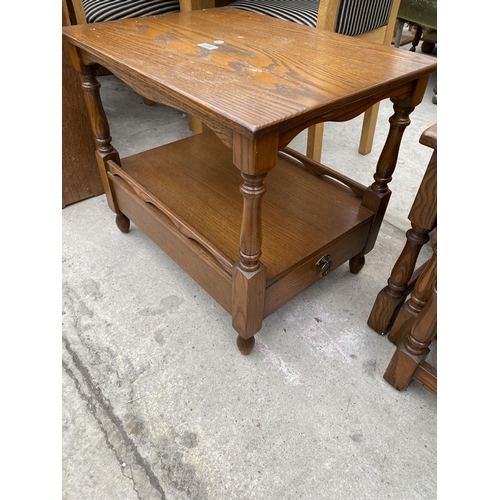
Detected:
[336,0,394,36]
[227,0,401,159]
[229,0,319,27]
[79,0,395,38]
[81,0,181,23]
[229,0,396,36]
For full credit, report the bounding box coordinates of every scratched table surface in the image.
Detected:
[62,7,436,136]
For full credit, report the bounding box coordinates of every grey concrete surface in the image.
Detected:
[62,38,438,500]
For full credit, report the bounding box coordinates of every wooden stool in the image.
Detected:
[383,240,437,395]
[388,237,436,347]
[367,124,437,335]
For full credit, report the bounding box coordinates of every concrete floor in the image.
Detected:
[62,38,438,500]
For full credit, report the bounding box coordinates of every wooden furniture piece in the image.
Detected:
[383,241,437,395]
[62,0,104,207]
[393,0,437,54]
[65,0,215,129]
[387,233,436,348]
[228,0,402,159]
[62,8,436,355]
[367,124,437,336]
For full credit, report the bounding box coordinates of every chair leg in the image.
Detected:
[142,100,205,134]
[410,25,422,52]
[188,115,205,135]
[358,102,380,155]
[393,19,404,48]
[306,123,324,163]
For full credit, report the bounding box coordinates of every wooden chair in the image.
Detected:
[228,0,402,160]
[65,0,216,133]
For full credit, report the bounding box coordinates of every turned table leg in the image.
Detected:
[232,173,267,355]
[115,212,131,233]
[76,60,129,231]
[350,98,416,274]
[349,255,365,274]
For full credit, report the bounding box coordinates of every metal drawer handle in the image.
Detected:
[316,254,332,277]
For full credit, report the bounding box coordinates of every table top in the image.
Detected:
[63,7,437,137]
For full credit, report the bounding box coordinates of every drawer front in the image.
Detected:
[263,222,371,318]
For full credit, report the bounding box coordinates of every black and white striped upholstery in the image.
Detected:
[81,0,180,23]
[336,0,394,36]
[229,0,319,27]
[229,0,394,36]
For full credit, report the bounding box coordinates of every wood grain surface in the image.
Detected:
[62,8,436,137]
[63,8,436,350]
[62,1,104,207]
[117,131,374,281]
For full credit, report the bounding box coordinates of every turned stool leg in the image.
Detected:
[384,280,437,393]
[388,240,437,346]
[367,225,430,333]
[367,129,437,334]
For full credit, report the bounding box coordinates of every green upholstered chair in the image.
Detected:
[394,0,437,53]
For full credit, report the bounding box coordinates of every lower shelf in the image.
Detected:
[109,131,374,317]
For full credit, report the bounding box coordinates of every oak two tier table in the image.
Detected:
[62,7,437,355]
